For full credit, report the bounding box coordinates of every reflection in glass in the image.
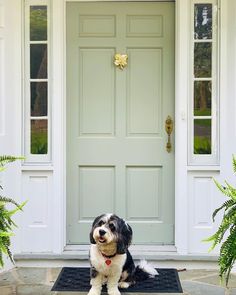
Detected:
[194,42,212,78]
[194,4,212,40]
[30,44,47,79]
[194,119,211,154]
[194,81,211,116]
[31,120,48,154]
[30,6,47,41]
[31,82,47,116]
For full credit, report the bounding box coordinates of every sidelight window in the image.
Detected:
[24,1,50,162]
[190,1,219,165]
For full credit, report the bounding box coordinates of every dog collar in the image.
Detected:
[101,252,116,259]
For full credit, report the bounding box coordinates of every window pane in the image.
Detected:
[194,4,212,40]
[194,42,212,78]
[30,44,47,79]
[31,82,47,116]
[194,81,211,116]
[194,119,211,154]
[31,120,48,154]
[30,6,47,41]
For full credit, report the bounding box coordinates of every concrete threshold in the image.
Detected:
[14,250,219,270]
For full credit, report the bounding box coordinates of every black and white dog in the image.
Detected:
[88,213,158,295]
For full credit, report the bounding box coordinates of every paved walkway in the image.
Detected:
[0,267,236,295]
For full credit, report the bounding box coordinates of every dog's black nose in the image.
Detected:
[99,229,106,236]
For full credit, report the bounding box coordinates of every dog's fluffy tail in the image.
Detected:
[134,260,159,281]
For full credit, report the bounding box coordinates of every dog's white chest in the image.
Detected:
[90,245,126,276]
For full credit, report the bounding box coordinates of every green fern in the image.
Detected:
[0,155,24,172]
[0,155,26,267]
[218,226,236,285]
[204,156,236,286]
[212,199,235,222]
[233,155,236,174]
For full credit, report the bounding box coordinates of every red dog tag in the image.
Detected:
[105,259,112,266]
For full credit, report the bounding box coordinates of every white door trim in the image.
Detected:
[51,0,189,254]
[174,0,189,255]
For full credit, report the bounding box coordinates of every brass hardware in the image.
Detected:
[165,115,173,153]
[114,53,128,70]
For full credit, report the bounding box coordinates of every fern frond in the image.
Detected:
[0,155,25,269]
[0,196,21,208]
[213,179,229,197]
[6,247,14,264]
[0,155,24,167]
[223,205,236,222]
[212,199,236,221]
[0,232,14,237]
[233,155,236,175]
[0,251,3,267]
[205,156,236,286]
[218,226,236,285]
[8,200,27,216]
[224,181,236,200]
[206,215,233,250]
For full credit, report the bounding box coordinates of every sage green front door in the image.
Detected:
[67,2,175,245]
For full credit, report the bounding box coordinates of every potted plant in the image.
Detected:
[205,155,236,286]
[0,155,26,267]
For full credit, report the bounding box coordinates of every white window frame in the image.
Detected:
[188,0,219,166]
[24,0,51,163]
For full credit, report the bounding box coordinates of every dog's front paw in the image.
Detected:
[118,281,130,289]
[88,287,101,295]
[108,288,121,295]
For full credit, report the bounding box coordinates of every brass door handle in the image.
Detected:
[165,116,173,153]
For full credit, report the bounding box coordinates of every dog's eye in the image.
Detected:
[109,223,115,231]
[98,220,105,226]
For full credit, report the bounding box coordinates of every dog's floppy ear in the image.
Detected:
[89,214,104,244]
[117,219,133,254]
[90,228,96,244]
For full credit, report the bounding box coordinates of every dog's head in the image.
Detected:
[90,213,132,254]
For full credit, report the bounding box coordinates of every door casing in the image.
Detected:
[50,0,190,254]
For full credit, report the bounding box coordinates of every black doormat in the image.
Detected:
[51,267,183,293]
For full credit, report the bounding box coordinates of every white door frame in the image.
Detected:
[51,0,189,254]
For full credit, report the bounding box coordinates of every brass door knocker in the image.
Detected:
[165,115,173,153]
[114,53,128,70]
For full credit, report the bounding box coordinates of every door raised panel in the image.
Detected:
[127,48,162,136]
[193,177,212,226]
[126,15,163,37]
[79,15,116,37]
[22,172,52,252]
[126,166,162,220]
[79,48,115,136]
[78,166,115,219]
[27,176,49,226]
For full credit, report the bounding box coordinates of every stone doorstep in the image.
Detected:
[1,268,236,295]
[14,255,220,273]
